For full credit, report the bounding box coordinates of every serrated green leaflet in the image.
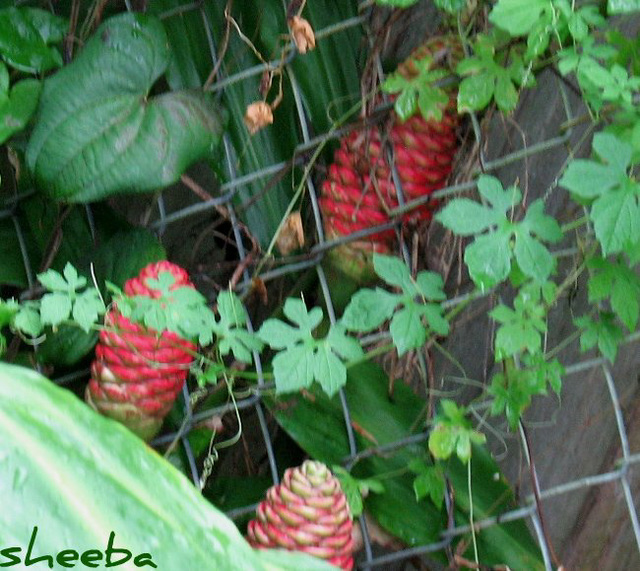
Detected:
[488,353,564,430]
[455,34,530,113]
[340,288,399,331]
[382,57,449,121]
[259,299,363,396]
[342,254,448,356]
[39,292,72,327]
[408,460,445,509]
[437,176,560,289]
[561,133,640,255]
[26,12,224,203]
[428,400,485,463]
[464,230,513,290]
[214,291,263,363]
[490,282,550,359]
[72,289,105,333]
[588,256,640,331]
[574,312,624,363]
[489,0,553,37]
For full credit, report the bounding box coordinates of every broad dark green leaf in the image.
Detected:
[0,7,66,73]
[26,12,224,203]
[0,219,28,287]
[0,363,333,570]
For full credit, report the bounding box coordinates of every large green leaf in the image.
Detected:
[26,12,225,203]
[0,362,334,570]
[267,361,543,568]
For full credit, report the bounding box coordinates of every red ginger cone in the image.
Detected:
[85,261,196,441]
[247,460,354,570]
[319,36,461,280]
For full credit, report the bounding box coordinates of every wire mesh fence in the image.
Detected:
[3,1,640,569]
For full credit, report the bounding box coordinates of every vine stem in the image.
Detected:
[520,422,562,568]
[560,215,589,234]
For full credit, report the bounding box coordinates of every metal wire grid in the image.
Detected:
[1,2,639,569]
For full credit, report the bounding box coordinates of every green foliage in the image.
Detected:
[373,0,419,6]
[574,312,625,363]
[0,299,19,353]
[490,281,556,360]
[489,0,604,61]
[2,0,639,565]
[607,0,640,15]
[0,69,40,145]
[342,254,449,356]
[258,298,364,396]
[332,465,384,517]
[436,175,562,290]
[456,32,533,113]
[266,362,544,568]
[115,275,262,362]
[35,263,106,333]
[588,256,640,332]
[560,133,640,256]
[0,7,66,73]
[408,459,445,509]
[382,56,450,121]
[489,356,564,429]
[434,0,467,13]
[428,400,486,463]
[26,12,225,203]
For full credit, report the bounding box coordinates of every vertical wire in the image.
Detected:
[602,364,640,550]
[285,15,373,563]
[200,4,280,485]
